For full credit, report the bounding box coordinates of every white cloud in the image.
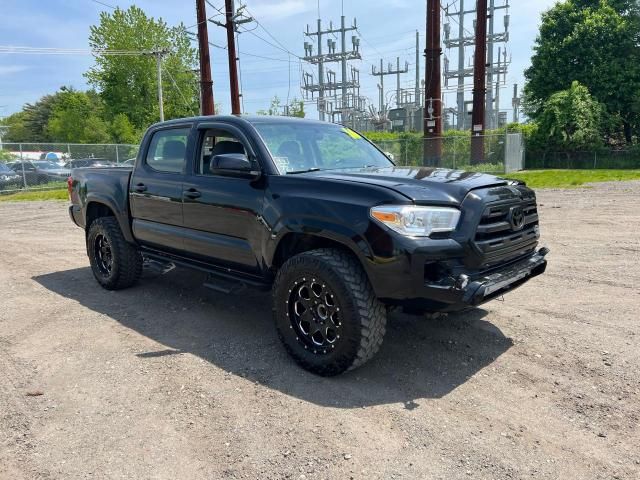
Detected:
[0,65,29,76]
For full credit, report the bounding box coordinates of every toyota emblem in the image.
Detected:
[509,206,526,231]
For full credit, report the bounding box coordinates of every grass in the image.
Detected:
[505,169,640,188]
[0,188,68,202]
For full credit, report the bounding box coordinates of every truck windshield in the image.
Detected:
[252,122,394,174]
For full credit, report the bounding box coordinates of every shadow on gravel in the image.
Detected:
[34,267,513,409]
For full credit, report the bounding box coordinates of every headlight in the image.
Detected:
[370,205,461,237]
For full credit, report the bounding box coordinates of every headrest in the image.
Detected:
[211,141,246,156]
[162,140,186,160]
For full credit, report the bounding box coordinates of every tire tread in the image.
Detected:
[273,248,387,375]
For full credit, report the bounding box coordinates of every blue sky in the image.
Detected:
[0,0,559,120]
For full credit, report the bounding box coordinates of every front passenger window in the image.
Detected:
[146,128,190,174]
[198,130,248,175]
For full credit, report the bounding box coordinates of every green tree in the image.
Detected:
[86,6,199,129]
[524,0,640,143]
[256,96,305,117]
[288,98,305,118]
[45,88,110,143]
[109,113,139,144]
[537,81,604,150]
[0,111,32,143]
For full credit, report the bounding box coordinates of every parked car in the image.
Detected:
[68,116,548,376]
[64,158,117,169]
[39,152,68,166]
[0,163,22,189]
[11,160,69,185]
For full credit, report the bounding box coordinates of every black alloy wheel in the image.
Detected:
[273,248,387,376]
[287,276,342,354]
[94,234,113,277]
[87,217,142,291]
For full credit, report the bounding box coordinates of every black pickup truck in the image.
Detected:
[69,116,548,376]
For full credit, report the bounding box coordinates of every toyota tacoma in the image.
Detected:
[68,116,548,376]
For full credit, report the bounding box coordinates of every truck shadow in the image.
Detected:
[34,267,513,409]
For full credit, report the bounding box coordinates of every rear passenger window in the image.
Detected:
[146,128,190,173]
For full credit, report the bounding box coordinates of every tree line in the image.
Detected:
[2,1,639,152]
[1,6,199,145]
[523,0,640,151]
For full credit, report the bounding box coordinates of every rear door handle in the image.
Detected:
[134,183,147,193]
[184,188,201,199]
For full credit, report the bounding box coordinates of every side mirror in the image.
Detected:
[210,153,260,178]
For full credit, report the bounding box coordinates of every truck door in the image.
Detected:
[181,124,265,273]
[130,125,192,253]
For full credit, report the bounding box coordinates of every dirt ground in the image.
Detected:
[1,181,639,480]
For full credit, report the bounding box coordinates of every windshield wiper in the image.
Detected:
[324,165,382,171]
[286,168,321,175]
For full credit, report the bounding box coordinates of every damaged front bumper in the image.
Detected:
[380,248,549,313]
[457,247,549,306]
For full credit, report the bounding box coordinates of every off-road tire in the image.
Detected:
[273,248,387,376]
[87,217,142,291]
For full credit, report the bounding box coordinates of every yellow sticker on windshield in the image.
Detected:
[342,128,362,140]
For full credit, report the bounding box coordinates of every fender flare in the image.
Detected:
[84,193,135,244]
[265,216,374,270]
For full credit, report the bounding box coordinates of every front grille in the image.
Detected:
[474,197,539,267]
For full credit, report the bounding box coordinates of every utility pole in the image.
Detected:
[372,58,408,109]
[444,0,510,130]
[303,17,361,123]
[471,0,488,164]
[211,0,253,115]
[424,0,443,166]
[486,0,495,129]
[372,59,385,113]
[456,0,466,130]
[318,20,325,121]
[156,52,165,122]
[377,83,384,115]
[494,46,502,128]
[512,83,520,123]
[225,0,241,114]
[415,31,421,110]
[195,0,215,115]
[144,49,169,122]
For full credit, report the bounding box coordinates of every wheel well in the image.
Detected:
[86,202,115,231]
[272,233,357,269]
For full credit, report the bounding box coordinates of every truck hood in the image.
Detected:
[307,167,512,204]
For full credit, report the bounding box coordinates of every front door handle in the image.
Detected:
[134,183,147,193]
[184,188,201,199]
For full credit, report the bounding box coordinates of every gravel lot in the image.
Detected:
[1,181,639,480]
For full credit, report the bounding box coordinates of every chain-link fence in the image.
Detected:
[524,149,640,170]
[0,135,528,196]
[0,143,139,195]
[372,133,524,174]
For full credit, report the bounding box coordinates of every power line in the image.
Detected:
[243,5,300,59]
[0,46,155,56]
[162,66,196,113]
[90,0,116,10]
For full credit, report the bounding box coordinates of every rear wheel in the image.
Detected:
[273,248,387,376]
[87,217,142,290]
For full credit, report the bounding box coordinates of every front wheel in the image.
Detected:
[87,217,142,291]
[273,249,387,376]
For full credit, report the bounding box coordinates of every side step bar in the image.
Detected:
[203,275,247,295]
[141,248,271,292]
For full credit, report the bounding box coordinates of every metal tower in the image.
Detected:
[302,16,363,125]
[443,0,510,130]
